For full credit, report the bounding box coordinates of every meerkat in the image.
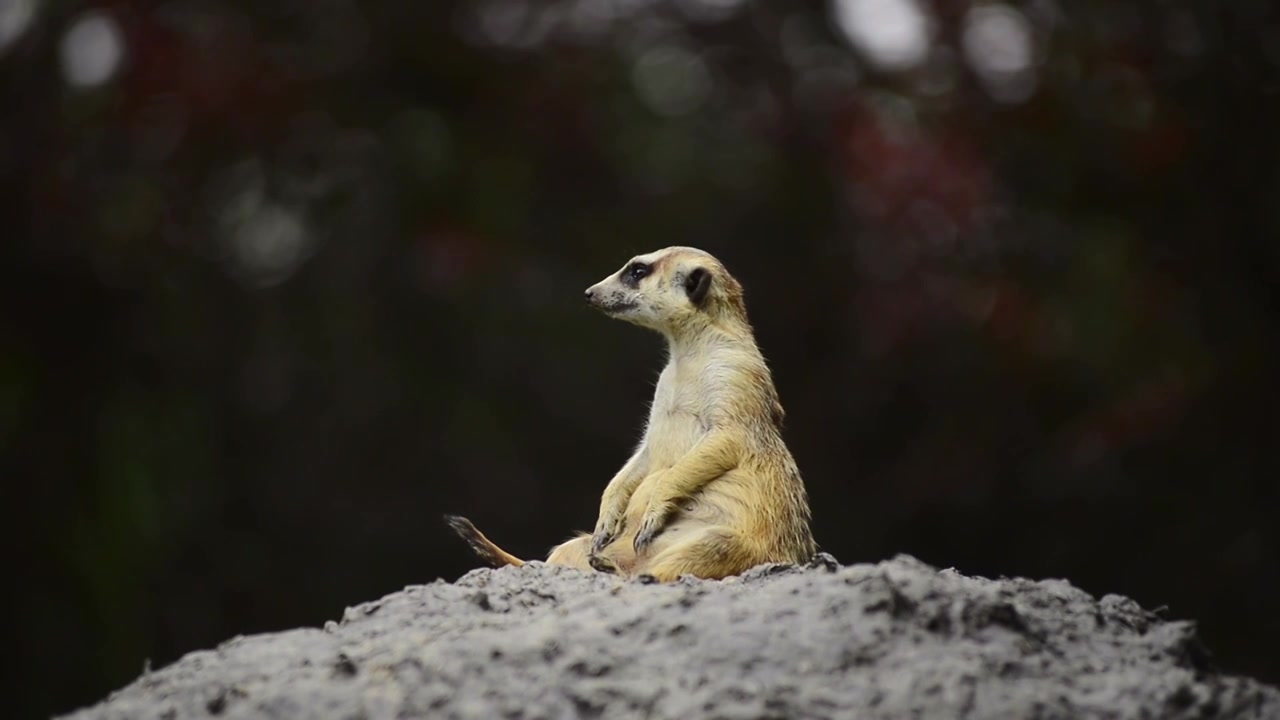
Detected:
[446,246,817,583]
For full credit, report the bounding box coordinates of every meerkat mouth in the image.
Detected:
[595,299,637,315]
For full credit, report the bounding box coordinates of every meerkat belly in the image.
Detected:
[621,472,728,529]
[620,425,703,523]
[619,445,755,549]
[607,466,757,575]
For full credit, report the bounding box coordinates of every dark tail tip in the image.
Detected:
[443,513,470,532]
[443,514,481,545]
[442,513,515,567]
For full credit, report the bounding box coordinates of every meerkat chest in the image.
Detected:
[643,361,717,467]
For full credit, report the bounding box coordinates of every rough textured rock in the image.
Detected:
[61,555,1280,720]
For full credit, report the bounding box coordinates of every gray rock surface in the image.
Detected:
[61,555,1280,720]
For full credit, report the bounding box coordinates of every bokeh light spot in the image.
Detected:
[0,0,36,56]
[831,0,931,72]
[477,0,528,46]
[565,0,617,41]
[208,159,315,288]
[59,10,125,89]
[228,203,310,288]
[962,4,1038,104]
[631,44,712,117]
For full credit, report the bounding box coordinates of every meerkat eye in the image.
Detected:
[623,262,651,284]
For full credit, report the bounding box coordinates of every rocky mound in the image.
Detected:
[61,555,1280,720]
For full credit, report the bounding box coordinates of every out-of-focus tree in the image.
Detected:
[3,1,1279,717]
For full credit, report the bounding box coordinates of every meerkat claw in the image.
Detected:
[633,521,659,554]
[590,526,617,555]
[588,553,619,574]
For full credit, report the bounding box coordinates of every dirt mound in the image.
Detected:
[61,555,1280,720]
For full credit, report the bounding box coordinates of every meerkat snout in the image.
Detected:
[582,248,735,332]
[583,264,646,318]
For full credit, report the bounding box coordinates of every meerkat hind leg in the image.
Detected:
[546,533,624,575]
[632,526,758,583]
[544,533,593,570]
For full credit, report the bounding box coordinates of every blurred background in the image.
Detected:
[3,0,1279,716]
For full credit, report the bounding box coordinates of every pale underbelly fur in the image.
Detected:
[606,414,751,572]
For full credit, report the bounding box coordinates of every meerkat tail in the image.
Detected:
[443,515,526,567]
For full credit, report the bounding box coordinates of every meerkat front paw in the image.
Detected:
[632,501,673,554]
[632,519,659,554]
[591,512,624,555]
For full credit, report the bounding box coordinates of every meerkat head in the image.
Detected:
[584,246,746,336]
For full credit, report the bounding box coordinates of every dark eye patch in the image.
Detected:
[621,262,651,287]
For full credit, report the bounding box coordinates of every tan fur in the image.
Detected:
[446,246,817,582]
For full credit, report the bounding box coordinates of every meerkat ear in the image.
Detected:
[684,267,712,306]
